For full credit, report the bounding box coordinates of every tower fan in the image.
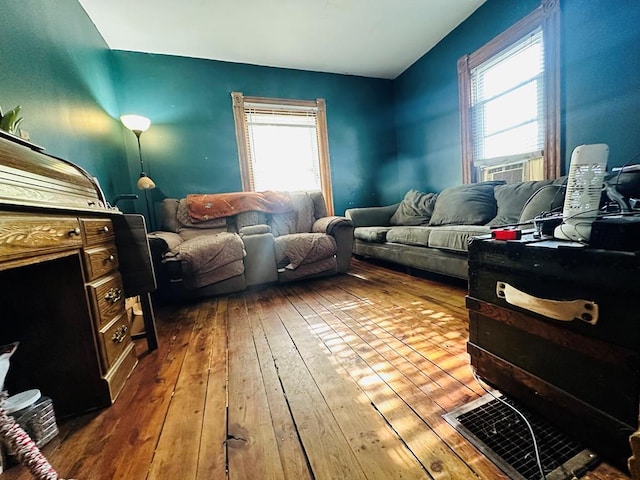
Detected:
[554,143,609,242]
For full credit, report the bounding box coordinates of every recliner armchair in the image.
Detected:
[147,191,353,301]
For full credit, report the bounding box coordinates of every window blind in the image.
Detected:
[243,105,321,192]
[471,27,544,164]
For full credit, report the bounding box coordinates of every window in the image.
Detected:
[231,92,334,215]
[458,0,560,183]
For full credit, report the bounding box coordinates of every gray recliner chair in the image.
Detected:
[148,191,354,301]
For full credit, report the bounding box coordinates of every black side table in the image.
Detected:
[466,233,640,470]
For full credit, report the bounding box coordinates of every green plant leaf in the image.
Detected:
[0,106,22,133]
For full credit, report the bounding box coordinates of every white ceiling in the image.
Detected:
[78,0,485,80]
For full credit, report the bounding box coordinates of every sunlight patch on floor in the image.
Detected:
[290,279,481,459]
[348,272,371,281]
[309,322,332,334]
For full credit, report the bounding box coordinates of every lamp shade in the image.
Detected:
[120,114,151,133]
[137,174,156,190]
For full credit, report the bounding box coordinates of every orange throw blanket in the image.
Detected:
[186,191,293,222]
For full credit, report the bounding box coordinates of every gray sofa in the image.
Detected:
[148,191,354,301]
[345,179,565,280]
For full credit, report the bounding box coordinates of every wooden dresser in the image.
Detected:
[0,133,139,417]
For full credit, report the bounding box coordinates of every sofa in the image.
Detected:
[147,191,354,301]
[345,179,566,280]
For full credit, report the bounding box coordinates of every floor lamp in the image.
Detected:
[120,114,155,231]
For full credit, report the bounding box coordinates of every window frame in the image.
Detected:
[457,0,560,184]
[231,92,334,215]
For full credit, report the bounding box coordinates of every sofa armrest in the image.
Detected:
[345,203,399,227]
[147,231,184,255]
[240,230,278,286]
[146,231,184,302]
[239,224,272,236]
[312,216,353,235]
[312,216,354,273]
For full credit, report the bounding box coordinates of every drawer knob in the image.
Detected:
[111,325,128,344]
[102,226,110,233]
[108,254,115,262]
[68,227,81,237]
[104,287,122,304]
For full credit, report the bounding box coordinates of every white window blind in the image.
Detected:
[471,28,544,164]
[243,104,321,192]
[231,92,335,215]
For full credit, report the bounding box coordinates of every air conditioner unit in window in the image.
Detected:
[483,161,527,183]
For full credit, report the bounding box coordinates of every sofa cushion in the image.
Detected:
[487,180,555,226]
[274,233,336,269]
[236,211,268,230]
[277,256,337,282]
[161,199,181,232]
[386,226,433,247]
[270,192,315,236]
[428,181,504,226]
[309,191,327,219]
[390,189,438,226]
[177,198,228,229]
[174,199,229,240]
[427,225,491,252]
[174,232,246,289]
[354,226,392,243]
[177,227,227,241]
[519,183,566,223]
[183,259,245,290]
[346,203,400,227]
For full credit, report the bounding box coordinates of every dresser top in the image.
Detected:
[0,133,113,214]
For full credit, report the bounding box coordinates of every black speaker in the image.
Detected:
[590,215,640,252]
[112,214,157,296]
[112,214,158,351]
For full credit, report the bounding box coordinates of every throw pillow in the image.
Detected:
[488,180,555,226]
[428,181,505,226]
[389,189,438,226]
[518,184,565,224]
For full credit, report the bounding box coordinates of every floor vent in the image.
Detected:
[444,393,600,480]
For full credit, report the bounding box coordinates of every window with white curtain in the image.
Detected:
[231,92,334,215]
[458,0,560,183]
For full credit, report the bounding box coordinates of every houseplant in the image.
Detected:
[0,105,24,135]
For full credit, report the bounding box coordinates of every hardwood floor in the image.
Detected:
[1,259,631,479]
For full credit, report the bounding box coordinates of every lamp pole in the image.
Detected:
[135,132,155,231]
[120,114,155,232]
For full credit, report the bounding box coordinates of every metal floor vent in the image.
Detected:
[444,393,600,480]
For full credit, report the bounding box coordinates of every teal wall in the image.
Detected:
[110,52,396,217]
[0,0,395,218]
[562,0,640,167]
[2,0,638,216]
[393,0,539,202]
[393,0,640,203]
[0,1,130,204]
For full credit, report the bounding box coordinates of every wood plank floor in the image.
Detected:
[2,259,631,479]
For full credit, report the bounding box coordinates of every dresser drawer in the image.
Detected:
[83,244,119,281]
[0,214,82,261]
[87,273,125,328]
[98,313,131,371]
[80,218,114,246]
